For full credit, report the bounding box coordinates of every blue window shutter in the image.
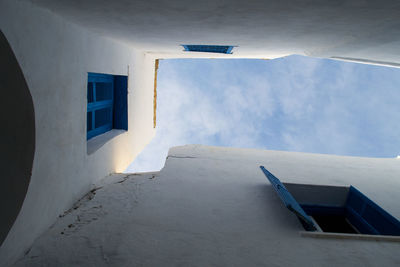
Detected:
[260,166,317,231]
[113,75,128,130]
[182,45,235,54]
[87,73,114,140]
[346,186,400,236]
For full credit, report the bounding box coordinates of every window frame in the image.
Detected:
[87,73,114,140]
[260,166,400,237]
[182,45,235,54]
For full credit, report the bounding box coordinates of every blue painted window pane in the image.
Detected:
[87,72,128,140]
[87,73,114,140]
[182,45,234,54]
[95,107,112,128]
[346,190,364,213]
[292,184,400,235]
[113,75,128,130]
[260,166,317,231]
[345,186,400,236]
[363,204,388,231]
[87,112,92,131]
[96,82,113,101]
[87,82,94,103]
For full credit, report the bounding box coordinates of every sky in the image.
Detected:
[126,55,400,173]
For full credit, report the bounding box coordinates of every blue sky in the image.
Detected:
[126,55,400,172]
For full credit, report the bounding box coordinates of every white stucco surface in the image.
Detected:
[20,0,400,66]
[13,145,400,266]
[2,0,400,265]
[0,0,155,265]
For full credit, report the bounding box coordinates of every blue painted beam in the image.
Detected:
[260,166,317,231]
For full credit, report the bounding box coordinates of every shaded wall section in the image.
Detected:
[23,0,400,64]
[0,30,35,246]
[0,0,156,265]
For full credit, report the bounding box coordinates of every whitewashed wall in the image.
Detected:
[0,0,155,265]
[167,145,400,220]
[21,0,400,67]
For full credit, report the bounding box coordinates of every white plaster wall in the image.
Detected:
[168,145,400,219]
[10,145,400,266]
[0,0,155,265]
[20,0,400,66]
[1,0,399,265]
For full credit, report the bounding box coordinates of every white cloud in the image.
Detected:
[126,56,400,173]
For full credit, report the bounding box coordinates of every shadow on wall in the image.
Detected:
[0,30,35,246]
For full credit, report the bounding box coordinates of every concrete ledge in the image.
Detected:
[300,231,400,242]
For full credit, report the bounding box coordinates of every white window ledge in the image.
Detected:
[300,231,400,242]
[87,129,126,155]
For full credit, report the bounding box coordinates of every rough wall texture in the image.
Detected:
[11,145,400,266]
[168,145,400,218]
[2,0,400,265]
[20,0,400,65]
[0,0,155,265]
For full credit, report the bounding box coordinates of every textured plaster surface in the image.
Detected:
[2,0,400,265]
[14,145,400,266]
[24,0,400,65]
[0,0,155,265]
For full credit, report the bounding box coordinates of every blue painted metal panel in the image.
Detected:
[87,100,114,111]
[87,72,128,140]
[182,45,189,52]
[226,46,234,54]
[346,206,379,235]
[87,73,114,140]
[113,75,128,130]
[88,72,115,83]
[182,45,235,54]
[260,166,317,231]
[345,186,400,236]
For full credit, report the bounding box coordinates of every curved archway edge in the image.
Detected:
[0,30,35,246]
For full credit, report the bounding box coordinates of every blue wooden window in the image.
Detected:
[87,73,114,140]
[301,187,400,235]
[87,73,128,140]
[182,45,234,54]
[345,186,400,235]
[260,166,400,235]
[260,166,317,231]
